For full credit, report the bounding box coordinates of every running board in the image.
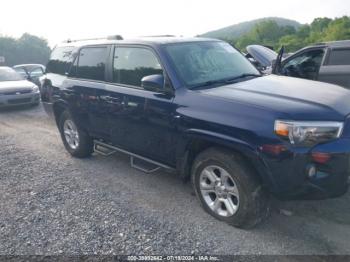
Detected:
[93,140,175,173]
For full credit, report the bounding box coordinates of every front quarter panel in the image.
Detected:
[173,87,286,190]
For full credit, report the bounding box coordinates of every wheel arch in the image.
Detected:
[177,129,274,189]
[52,100,69,127]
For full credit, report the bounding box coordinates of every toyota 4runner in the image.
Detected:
[41,36,350,228]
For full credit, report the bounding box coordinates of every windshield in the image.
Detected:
[0,67,24,81]
[165,41,260,88]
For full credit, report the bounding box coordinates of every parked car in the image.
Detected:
[247,40,350,88]
[0,67,40,107]
[41,37,350,228]
[13,64,46,88]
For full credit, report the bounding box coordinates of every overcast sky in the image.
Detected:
[0,0,349,46]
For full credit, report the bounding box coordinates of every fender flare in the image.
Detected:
[52,99,69,125]
[177,128,276,190]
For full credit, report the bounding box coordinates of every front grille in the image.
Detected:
[7,98,32,104]
[0,89,32,96]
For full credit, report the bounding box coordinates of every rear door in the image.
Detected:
[319,48,350,88]
[67,45,111,138]
[105,45,177,164]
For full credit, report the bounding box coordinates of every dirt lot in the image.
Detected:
[0,104,349,255]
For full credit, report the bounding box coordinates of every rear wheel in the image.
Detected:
[58,111,93,158]
[192,148,270,229]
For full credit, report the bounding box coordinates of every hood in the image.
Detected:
[199,75,350,120]
[246,45,278,67]
[0,80,35,92]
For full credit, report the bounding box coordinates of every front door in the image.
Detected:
[280,48,326,81]
[106,45,177,164]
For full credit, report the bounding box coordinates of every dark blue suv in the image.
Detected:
[41,36,350,228]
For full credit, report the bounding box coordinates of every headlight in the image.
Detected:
[274,120,343,146]
[32,85,39,93]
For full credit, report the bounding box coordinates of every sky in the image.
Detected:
[0,0,349,46]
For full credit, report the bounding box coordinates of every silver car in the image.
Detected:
[246,40,350,89]
[0,67,40,107]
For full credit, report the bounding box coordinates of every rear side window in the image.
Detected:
[328,49,350,65]
[75,47,108,81]
[112,46,162,87]
[46,46,75,75]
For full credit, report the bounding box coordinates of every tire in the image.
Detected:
[191,147,270,229]
[58,110,93,158]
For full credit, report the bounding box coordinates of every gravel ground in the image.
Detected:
[0,104,350,255]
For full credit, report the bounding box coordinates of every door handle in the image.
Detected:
[100,95,121,104]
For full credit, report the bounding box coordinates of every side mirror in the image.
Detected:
[141,74,164,92]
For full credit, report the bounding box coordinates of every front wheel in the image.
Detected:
[192,148,270,229]
[58,111,93,158]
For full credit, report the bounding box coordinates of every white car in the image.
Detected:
[0,67,40,108]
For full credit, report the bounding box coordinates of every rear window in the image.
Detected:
[73,47,108,81]
[46,46,75,75]
[328,49,350,66]
[0,67,24,81]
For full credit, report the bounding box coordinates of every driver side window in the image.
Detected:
[281,49,325,80]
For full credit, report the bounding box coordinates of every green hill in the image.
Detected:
[199,17,301,39]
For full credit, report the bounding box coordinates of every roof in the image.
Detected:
[55,36,221,48]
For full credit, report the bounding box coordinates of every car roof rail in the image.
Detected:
[141,35,177,37]
[64,35,123,43]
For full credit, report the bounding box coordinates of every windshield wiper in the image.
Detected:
[190,79,228,89]
[224,73,262,83]
[190,73,262,90]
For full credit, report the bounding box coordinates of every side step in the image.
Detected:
[93,140,175,174]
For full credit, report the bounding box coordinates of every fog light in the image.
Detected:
[306,164,317,179]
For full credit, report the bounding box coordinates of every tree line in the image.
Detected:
[0,16,349,67]
[224,16,350,52]
[0,33,51,66]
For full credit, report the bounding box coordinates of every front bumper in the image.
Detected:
[0,92,40,107]
[260,138,350,200]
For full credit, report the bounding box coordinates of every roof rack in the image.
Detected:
[141,35,176,38]
[64,35,123,43]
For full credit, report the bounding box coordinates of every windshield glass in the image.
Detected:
[0,67,24,81]
[165,41,260,88]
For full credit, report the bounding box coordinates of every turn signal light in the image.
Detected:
[275,122,289,137]
[261,144,287,155]
[311,152,331,164]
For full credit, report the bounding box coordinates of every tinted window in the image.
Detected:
[75,47,107,81]
[46,46,75,75]
[165,41,260,88]
[113,47,162,87]
[328,49,350,65]
[281,49,325,80]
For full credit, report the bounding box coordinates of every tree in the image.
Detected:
[322,16,350,41]
[0,33,51,66]
[227,16,350,53]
